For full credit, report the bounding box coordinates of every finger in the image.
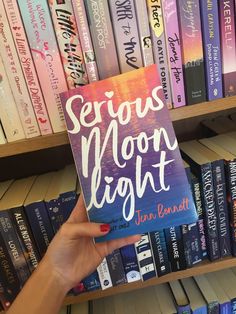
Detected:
[67,194,88,223]
[60,222,111,240]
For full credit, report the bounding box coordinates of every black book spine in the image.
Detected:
[149,230,171,276]
[106,249,127,286]
[201,164,220,261]
[212,160,231,257]
[182,223,202,267]
[11,207,41,272]
[0,211,30,285]
[46,199,64,234]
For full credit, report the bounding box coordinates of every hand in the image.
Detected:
[41,195,140,292]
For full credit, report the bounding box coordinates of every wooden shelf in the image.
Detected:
[64,257,236,306]
[0,96,235,158]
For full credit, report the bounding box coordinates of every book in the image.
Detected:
[106,249,127,286]
[218,0,236,97]
[18,0,68,133]
[119,244,141,283]
[0,1,40,138]
[162,0,186,108]
[0,55,25,142]
[60,64,198,242]
[199,0,223,100]
[82,271,101,292]
[108,0,143,73]
[154,283,178,314]
[84,0,120,79]
[48,0,88,89]
[134,0,154,67]
[97,258,113,290]
[24,173,55,257]
[177,0,206,105]
[181,277,207,314]
[146,0,173,108]
[0,122,6,145]
[194,275,219,313]
[4,0,52,135]
[169,280,191,314]
[71,0,99,83]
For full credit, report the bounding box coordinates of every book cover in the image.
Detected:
[134,0,154,67]
[4,0,53,135]
[218,0,236,97]
[146,0,173,108]
[108,0,143,73]
[119,244,141,283]
[71,0,99,83]
[199,0,223,101]
[106,249,127,286]
[18,0,68,133]
[84,0,120,79]
[60,65,198,242]
[48,0,88,89]
[0,2,40,138]
[177,0,207,105]
[162,0,186,108]
[0,55,25,142]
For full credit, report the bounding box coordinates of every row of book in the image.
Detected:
[0,0,235,144]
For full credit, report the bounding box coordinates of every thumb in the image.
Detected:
[59,222,110,240]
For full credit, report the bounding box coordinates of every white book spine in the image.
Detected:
[0,122,6,145]
[0,2,40,138]
[0,55,26,142]
[97,258,113,290]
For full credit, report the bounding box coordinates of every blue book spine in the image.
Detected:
[82,271,101,291]
[193,307,207,314]
[149,230,171,276]
[182,223,202,267]
[24,202,54,257]
[220,302,231,314]
[120,244,141,283]
[106,249,127,286]
[60,191,77,223]
[135,233,156,281]
[232,299,236,314]
[199,0,223,100]
[212,160,231,257]
[45,198,64,234]
[177,305,191,314]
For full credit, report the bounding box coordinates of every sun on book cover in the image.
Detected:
[60,65,197,242]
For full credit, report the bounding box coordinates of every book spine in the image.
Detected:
[106,249,127,286]
[199,0,223,100]
[220,302,231,314]
[4,0,53,135]
[177,0,206,105]
[120,244,141,283]
[48,0,88,88]
[232,299,236,314]
[0,211,30,286]
[164,226,186,271]
[192,176,208,259]
[177,305,191,314]
[82,271,101,292]
[226,160,236,256]
[201,164,220,261]
[108,0,144,73]
[208,302,220,314]
[162,0,186,108]
[218,0,236,97]
[24,202,54,257]
[212,160,231,257]
[135,233,156,281]
[60,191,77,223]
[0,122,6,144]
[0,56,25,142]
[97,258,113,290]
[0,2,40,138]
[146,0,173,109]
[149,230,171,277]
[46,199,63,234]
[11,207,41,273]
[134,0,154,66]
[84,0,120,79]
[182,223,202,267]
[18,0,68,133]
[71,0,99,83]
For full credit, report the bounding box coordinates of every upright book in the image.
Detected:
[60,65,197,242]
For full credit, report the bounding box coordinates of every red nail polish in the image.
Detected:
[100,224,110,233]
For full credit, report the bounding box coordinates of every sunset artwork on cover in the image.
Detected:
[60,65,198,242]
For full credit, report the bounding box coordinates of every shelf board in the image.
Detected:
[64,257,236,306]
[0,96,236,158]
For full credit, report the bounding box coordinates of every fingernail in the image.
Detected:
[100,224,110,233]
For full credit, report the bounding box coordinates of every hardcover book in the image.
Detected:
[60,65,197,242]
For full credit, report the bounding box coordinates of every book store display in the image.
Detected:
[0,0,236,313]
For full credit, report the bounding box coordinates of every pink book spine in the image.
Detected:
[72,0,99,83]
[18,0,68,133]
[48,0,88,89]
[162,0,186,108]
[0,2,40,138]
[4,0,52,135]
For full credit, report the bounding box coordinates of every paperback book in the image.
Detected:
[60,65,197,242]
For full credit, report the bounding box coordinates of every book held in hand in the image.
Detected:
[60,65,197,242]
